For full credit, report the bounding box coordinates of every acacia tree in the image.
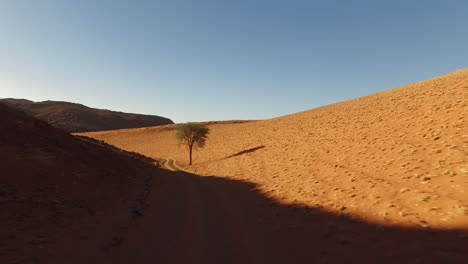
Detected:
[176,122,210,165]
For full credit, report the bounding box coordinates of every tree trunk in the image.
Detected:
[189,145,193,165]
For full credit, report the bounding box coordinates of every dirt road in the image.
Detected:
[157,158,187,172]
[90,159,467,264]
[102,159,282,264]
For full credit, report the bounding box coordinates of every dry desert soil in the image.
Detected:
[81,69,468,263]
[1,69,467,264]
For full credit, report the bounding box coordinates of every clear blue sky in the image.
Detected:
[1,0,467,122]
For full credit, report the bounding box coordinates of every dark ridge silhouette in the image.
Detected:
[225,146,266,159]
[0,98,174,133]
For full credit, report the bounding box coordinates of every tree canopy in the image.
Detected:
[176,122,210,165]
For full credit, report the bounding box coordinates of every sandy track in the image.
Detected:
[104,162,280,264]
[157,158,187,172]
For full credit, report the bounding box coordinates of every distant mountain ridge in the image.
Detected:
[0,98,174,133]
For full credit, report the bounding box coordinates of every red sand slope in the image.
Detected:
[83,69,468,231]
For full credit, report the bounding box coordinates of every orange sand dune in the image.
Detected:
[83,69,468,231]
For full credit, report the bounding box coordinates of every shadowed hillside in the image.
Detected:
[0,98,173,133]
[0,103,156,263]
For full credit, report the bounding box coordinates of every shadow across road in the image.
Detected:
[109,167,468,264]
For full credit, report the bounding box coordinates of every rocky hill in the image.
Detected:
[0,98,173,133]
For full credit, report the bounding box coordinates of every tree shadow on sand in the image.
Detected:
[116,168,468,264]
[223,146,265,159]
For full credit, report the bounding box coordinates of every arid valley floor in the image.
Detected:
[2,69,467,263]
